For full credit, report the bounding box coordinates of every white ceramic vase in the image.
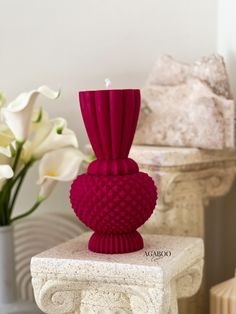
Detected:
[0,225,41,314]
[0,226,17,304]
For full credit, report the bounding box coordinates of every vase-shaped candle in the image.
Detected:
[210,274,236,314]
[70,89,158,254]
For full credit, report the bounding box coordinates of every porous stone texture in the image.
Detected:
[134,54,235,149]
[31,232,203,314]
[129,145,236,314]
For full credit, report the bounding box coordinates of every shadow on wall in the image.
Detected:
[205,177,236,307]
[221,177,236,278]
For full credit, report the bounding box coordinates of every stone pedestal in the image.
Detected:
[31,232,203,314]
[129,145,236,313]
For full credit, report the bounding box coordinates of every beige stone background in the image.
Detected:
[0,0,235,302]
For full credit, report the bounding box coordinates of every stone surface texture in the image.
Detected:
[129,145,236,314]
[31,232,204,314]
[134,54,235,149]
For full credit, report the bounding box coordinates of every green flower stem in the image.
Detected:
[10,198,43,224]
[10,159,33,186]
[8,160,34,220]
[0,181,13,225]
[12,141,24,172]
[0,141,24,224]
[0,193,6,225]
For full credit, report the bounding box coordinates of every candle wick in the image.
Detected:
[105,78,112,89]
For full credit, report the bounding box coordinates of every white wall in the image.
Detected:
[0,0,217,215]
[218,0,236,96]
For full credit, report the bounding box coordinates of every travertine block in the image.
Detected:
[31,232,204,314]
[135,54,235,149]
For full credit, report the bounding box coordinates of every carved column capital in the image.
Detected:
[129,145,236,314]
[128,146,236,237]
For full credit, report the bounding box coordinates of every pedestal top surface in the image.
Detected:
[129,145,236,167]
[31,233,203,284]
[86,144,236,167]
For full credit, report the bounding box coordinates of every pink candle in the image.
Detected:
[70,87,158,254]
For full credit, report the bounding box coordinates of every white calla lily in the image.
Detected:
[0,146,12,158]
[0,123,14,146]
[0,124,15,160]
[37,148,82,199]
[34,127,78,160]
[31,107,49,127]
[0,87,86,226]
[0,164,14,189]
[23,117,78,161]
[0,165,14,179]
[2,86,59,141]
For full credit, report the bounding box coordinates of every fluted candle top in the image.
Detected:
[79,89,140,161]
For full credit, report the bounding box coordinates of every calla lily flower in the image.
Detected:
[0,87,87,226]
[0,124,14,147]
[0,164,14,189]
[0,132,14,189]
[0,165,13,180]
[23,117,78,161]
[37,148,82,199]
[2,86,59,141]
[0,124,15,159]
[0,146,12,158]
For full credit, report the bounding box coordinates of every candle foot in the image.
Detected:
[88,231,144,254]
